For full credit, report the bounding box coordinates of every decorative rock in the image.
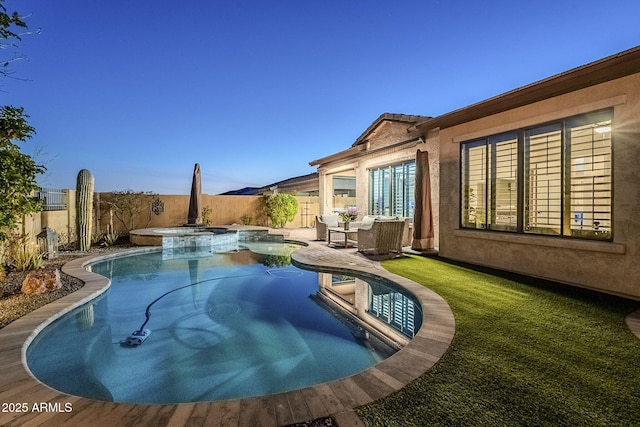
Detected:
[21,269,62,296]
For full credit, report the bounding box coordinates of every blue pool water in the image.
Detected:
[26,245,400,404]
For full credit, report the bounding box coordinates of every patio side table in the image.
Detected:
[327,227,359,248]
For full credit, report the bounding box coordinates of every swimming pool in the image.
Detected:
[26,243,420,404]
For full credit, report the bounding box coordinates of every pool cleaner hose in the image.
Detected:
[122,272,262,347]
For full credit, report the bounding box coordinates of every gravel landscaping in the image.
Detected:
[0,246,129,329]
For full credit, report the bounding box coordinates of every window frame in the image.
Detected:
[460,109,613,241]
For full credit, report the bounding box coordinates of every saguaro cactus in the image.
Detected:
[75,169,94,251]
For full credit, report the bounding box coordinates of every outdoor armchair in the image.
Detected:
[315,214,339,240]
[401,217,412,247]
[357,218,406,255]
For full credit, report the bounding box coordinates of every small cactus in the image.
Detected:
[76,169,94,251]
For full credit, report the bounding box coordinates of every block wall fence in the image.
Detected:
[18,192,358,247]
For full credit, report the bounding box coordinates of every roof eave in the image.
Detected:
[309,145,364,167]
[413,45,640,132]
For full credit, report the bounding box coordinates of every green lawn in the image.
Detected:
[357,256,640,426]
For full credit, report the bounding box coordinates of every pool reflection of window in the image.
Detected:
[332,274,355,284]
[368,280,421,338]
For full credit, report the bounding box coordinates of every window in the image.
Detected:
[369,161,415,217]
[462,132,518,231]
[565,114,612,237]
[461,109,612,240]
[524,124,562,234]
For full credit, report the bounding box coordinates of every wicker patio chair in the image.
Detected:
[401,217,412,247]
[315,214,339,240]
[357,219,406,255]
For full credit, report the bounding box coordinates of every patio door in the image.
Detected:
[369,161,415,217]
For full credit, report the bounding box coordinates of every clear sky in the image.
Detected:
[3,0,639,195]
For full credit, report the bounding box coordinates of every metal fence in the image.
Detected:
[36,188,68,211]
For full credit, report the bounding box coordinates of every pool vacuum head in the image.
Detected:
[125,329,151,346]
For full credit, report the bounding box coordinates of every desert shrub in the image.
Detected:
[1,234,44,272]
[0,268,5,298]
[102,232,119,247]
[201,206,212,226]
[100,190,156,234]
[240,213,253,225]
[262,194,298,228]
[57,228,75,251]
[91,229,104,245]
[12,241,44,271]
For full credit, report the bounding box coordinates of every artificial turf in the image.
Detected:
[356,256,640,426]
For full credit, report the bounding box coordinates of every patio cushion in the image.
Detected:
[320,214,339,227]
[359,215,376,229]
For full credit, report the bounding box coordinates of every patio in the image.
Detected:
[0,228,455,427]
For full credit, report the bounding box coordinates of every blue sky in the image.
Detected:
[3,0,639,194]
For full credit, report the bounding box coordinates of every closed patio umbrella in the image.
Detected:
[412,149,435,251]
[187,163,202,225]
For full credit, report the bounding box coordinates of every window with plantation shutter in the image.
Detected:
[524,124,562,235]
[462,132,517,231]
[462,142,487,229]
[461,109,612,240]
[567,115,612,238]
[403,162,416,218]
[392,165,404,217]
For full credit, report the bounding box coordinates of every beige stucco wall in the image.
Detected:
[96,194,320,233]
[107,194,266,230]
[41,211,73,236]
[18,193,318,251]
[438,73,640,299]
[18,213,41,244]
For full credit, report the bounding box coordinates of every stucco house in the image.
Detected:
[309,113,437,247]
[311,45,640,300]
